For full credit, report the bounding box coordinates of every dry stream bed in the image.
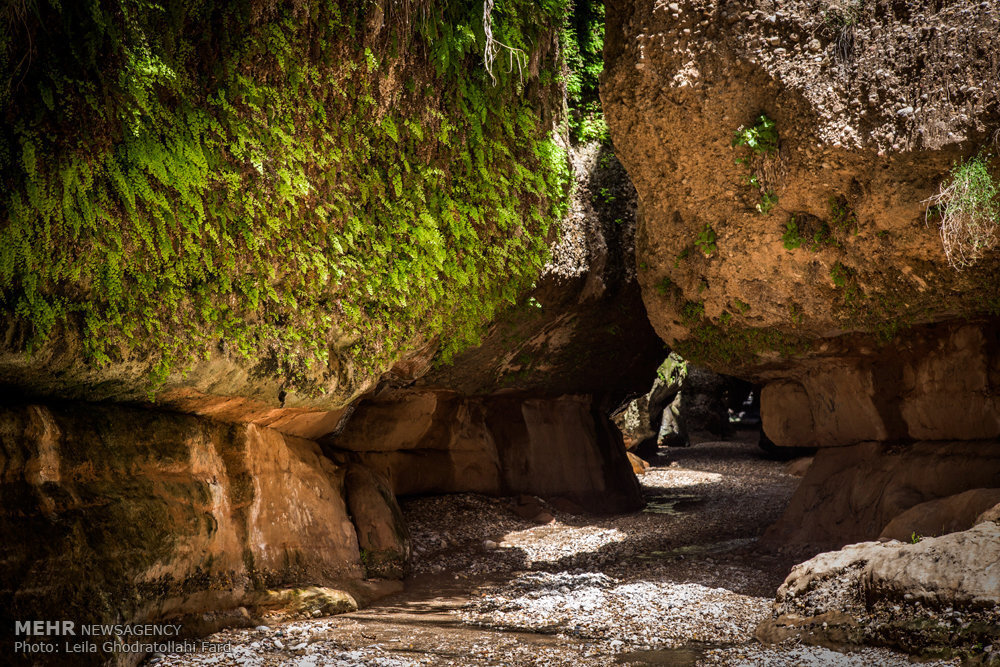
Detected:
[152,437,957,666]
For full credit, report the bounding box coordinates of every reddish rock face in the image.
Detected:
[760,324,1000,447]
[325,391,643,514]
[0,403,371,664]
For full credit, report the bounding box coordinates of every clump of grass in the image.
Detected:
[925,155,1000,270]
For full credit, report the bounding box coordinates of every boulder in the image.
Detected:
[978,503,1000,525]
[758,523,1000,659]
[253,586,358,618]
[604,0,1000,384]
[879,488,1000,543]
[627,451,650,475]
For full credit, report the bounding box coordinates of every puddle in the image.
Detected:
[616,647,705,665]
[615,641,736,665]
[642,493,704,515]
[637,537,755,560]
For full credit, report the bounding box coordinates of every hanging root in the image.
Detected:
[482,0,526,85]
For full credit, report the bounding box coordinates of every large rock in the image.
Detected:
[758,523,1000,659]
[0,1,571,418]
[0,403,368,665]
[604,0,1000,379]
[326,391,643,513]
[765,440,1000,549]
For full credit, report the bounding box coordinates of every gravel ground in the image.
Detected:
[151,435,958,666]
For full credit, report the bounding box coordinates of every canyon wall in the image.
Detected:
[602,0,1000,541]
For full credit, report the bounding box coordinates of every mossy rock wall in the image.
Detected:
[0,0,571,409]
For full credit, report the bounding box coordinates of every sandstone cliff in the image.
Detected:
[603,0,1000,448]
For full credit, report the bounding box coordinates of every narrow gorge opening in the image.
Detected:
[2,1,999,666]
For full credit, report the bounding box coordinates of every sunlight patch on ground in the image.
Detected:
[463,571,768,647]
[641,468,724,489]
[499,525,627,562]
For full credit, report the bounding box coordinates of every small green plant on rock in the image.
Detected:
[732,114,779,216]
[695,224,718,256]
[830,261,851,287]
[924,154,1000,270]
[655,277,674,296]
[732,114,779,158]
[910,531,922,544]
[782,217,804,250]
[829,195,859,232]
[757,190,778,216]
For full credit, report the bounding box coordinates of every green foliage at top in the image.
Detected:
[732,114,779,158]
[563,0,607,143]
[0,0,571,394]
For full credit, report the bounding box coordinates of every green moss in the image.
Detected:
[680,300,705,324]
[0,0,571,394]
[830,262,851,287]
[673,321,808,368]
[655,277,674,296]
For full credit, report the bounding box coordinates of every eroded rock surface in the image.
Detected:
[765,440,1000,548]
[0,402,405,665]
[326,391,642,513]
[761,323,1000,446]
[604,0,1000,379]
[879,488,1000,543]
